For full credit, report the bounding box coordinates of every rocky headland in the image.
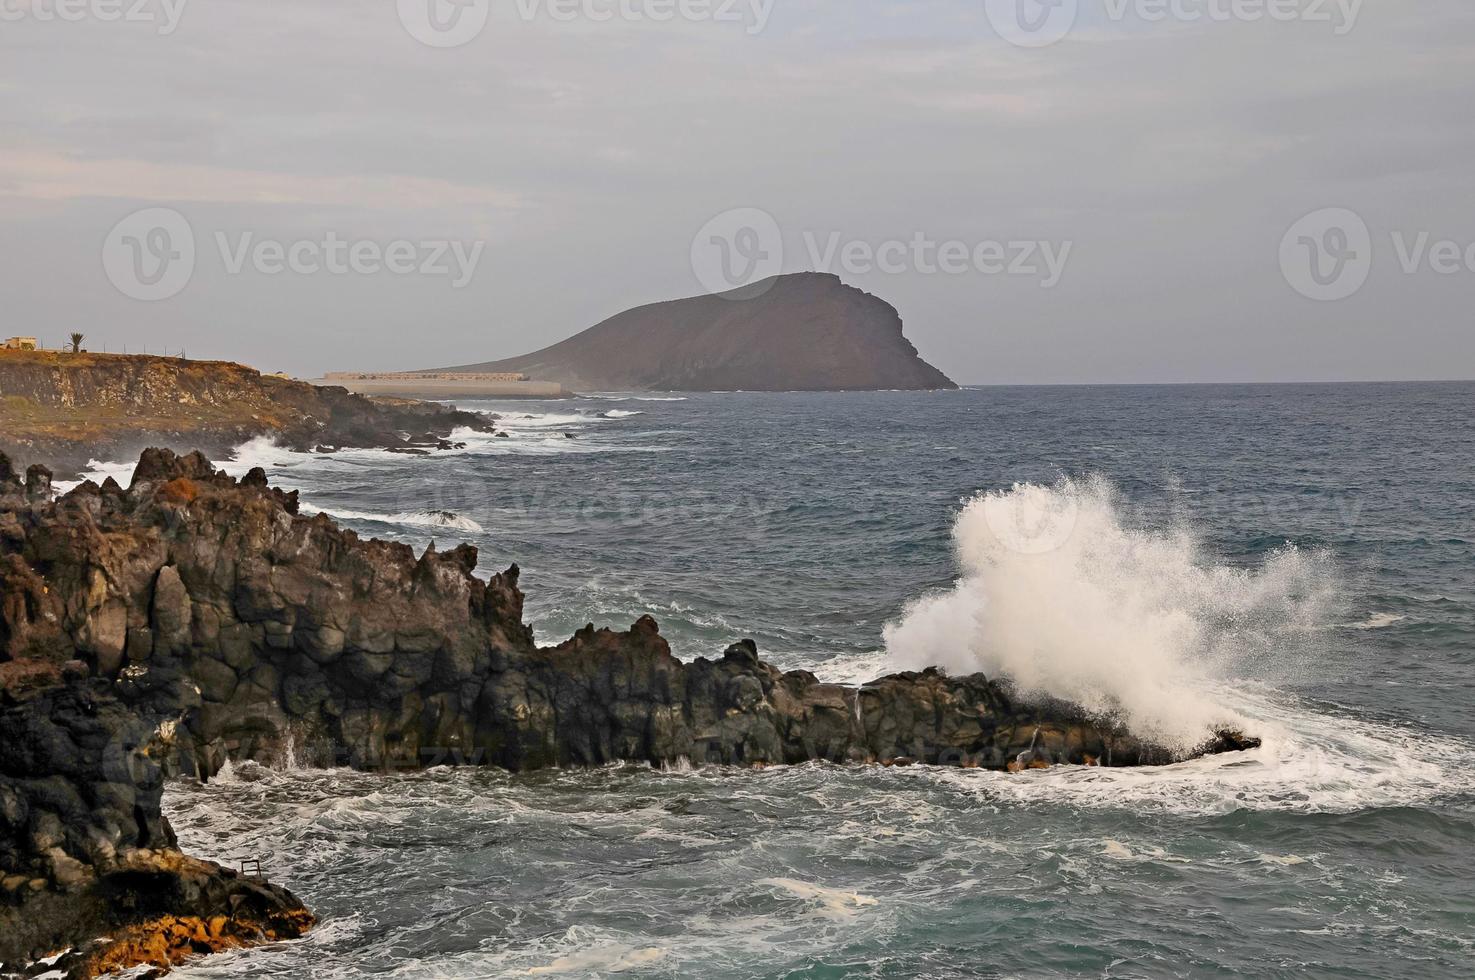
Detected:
[0,351,494,480]
[0,448,1257,976]
[437,272,958,392]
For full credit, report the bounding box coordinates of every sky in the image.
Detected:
[2,0,1473,383]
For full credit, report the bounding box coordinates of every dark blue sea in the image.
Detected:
[92,383,1474,978]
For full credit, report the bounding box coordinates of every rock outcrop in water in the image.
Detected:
[0,448,1256,973]
[0,350,493,479]
[436,272,957,392]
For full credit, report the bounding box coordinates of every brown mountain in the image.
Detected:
[437,273,956,391]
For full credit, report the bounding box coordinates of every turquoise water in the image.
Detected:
[151,384,1474,978]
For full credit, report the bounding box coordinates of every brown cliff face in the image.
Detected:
[0,351,493,479]
[437,273,957,392]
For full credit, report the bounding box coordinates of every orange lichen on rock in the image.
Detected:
[1006,758,1054,773]
[76,907,315,979]
[157,477,199,504]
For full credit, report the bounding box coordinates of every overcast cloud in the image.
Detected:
[2,0,1472,382]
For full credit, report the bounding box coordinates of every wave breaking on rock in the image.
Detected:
[0,449,1258,975]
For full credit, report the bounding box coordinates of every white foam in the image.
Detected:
[883,477,1340,750]
[1258,853,1308,866]
[221,436,316,475]
[468,412,671,456]
[52,457,140,493]
[1097,840,1188,864]
[494,412,591,430]
[757,878,878,920]
[525,945,668,975]
[870,477,1475,814]
[298,502,484,534]
[47,398,669,503]
[927,682,1475,816]
[1343,612,1407,630]
[51,418,640,502]
[807,650,893,685]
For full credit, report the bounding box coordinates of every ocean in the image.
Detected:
[87,383,1474,977]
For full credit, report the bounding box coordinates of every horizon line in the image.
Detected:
[950,377,1475,388]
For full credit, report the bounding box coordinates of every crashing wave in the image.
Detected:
[883,476,1340,752]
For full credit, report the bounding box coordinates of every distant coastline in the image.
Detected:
[310,371,570,399]
[0,350,493,478]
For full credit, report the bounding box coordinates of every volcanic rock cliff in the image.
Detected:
[0,351,493,479]
[0,663,314,977]
[0,449,1256,974]
[0,449,1252,779]
[436,272,957,392]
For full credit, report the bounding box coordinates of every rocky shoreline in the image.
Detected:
[0,351,494,480]
[0,666,314,977]
[0,449,1258,976]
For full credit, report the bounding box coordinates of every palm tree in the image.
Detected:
[68,332,85,353]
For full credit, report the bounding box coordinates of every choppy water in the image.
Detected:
[116,383,1475,977]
